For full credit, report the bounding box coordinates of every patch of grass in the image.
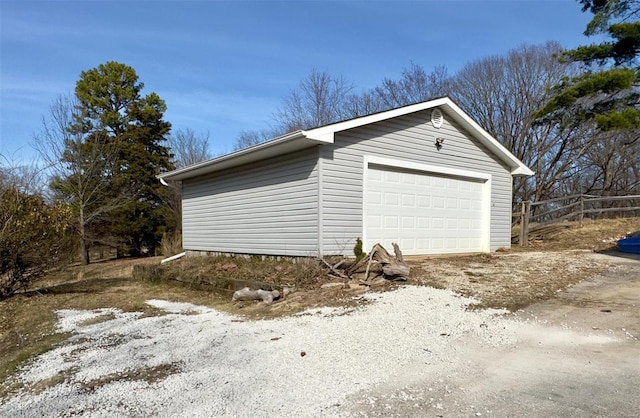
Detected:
[133,255,328,292]
[77,312,117,327]
[514,217,640,252]
[0,293,72,397]
[80,362,182,391]
[29,368,78,395]
[0,257,229,396]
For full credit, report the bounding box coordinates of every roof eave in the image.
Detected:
[158,130,332,181]
[158,96,534,181]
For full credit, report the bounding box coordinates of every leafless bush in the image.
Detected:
[0,171,74,299]
[160,230,183,256]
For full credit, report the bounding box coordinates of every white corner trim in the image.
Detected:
[364,155,491,181]
[481,176,492,252]
[317,149,324,256]
[361,156,369,250]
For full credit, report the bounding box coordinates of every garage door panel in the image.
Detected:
[433,197,446,209]
[417,195,431,207]
[365,165,486,255]
[401,173,416,184]
[417,217,430,228]
[385,171,400,182]
[384,192,399,205]
[384,215,399,228]
[367,215,381,228]
[402,217,415,228]
[367,191,382,204]
[402,194,416,206]
[432,239,444,249]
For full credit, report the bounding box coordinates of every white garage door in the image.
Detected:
[364,164,487,255]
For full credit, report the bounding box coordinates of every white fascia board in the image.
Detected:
[305,97,451,141]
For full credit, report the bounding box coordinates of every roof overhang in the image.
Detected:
[158,130,333,181]
[158,97,533,182]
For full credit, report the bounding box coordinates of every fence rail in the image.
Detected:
[513,194,640,245]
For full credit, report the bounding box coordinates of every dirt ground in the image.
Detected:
[346,251,640,418]
[176,217,640,316]
[408,250,612,311]
[1,218,639,416]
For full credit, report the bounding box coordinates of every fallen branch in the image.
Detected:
[320,258,349,279]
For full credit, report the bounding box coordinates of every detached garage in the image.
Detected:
[159,97,533,257]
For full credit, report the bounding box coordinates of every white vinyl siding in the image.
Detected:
[320,109,513,255]
[181,148,319,256]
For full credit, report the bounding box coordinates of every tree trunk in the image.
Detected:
[79,207,90,265]
[80,239,90,265]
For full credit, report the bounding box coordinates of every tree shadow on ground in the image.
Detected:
[19,277,131,298]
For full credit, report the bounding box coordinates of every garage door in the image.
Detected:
[364,164,487,255]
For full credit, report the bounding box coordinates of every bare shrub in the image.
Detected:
[160,230,183,256]
[0,185,74,299]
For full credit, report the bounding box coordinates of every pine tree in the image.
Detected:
[535,0,640,140]
[73,61,175,256]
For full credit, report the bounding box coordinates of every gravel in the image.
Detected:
[1,286,525,417]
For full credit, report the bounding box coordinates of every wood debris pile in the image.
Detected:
[230,243,409,304]
[323,242,410,286]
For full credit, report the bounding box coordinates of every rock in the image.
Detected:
[282,286,293,297]
[321,282,345,289]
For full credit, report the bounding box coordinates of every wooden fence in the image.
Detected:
[513,194,640,245]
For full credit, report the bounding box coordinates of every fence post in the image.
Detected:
[519,200,530,246]
[579,196,584,224]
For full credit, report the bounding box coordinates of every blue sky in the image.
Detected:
[1,0,596,162]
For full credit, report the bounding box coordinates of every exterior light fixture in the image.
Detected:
[435,137,445,151]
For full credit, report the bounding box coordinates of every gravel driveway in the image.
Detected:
[1,253,638,417]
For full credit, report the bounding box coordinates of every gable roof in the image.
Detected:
[159,97,534,182]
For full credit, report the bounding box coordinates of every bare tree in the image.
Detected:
[344,90,385,118]
[233,128,278,151]
[449,41,590,204]
[374,63,450,108]
[577,130,640,196]
[167,128,212,169]
[343,64,451,118]
[163,128,213,250]
[33,95,130,264]
[273,69,355,132]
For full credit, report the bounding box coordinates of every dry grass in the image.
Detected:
[133,255,329,292]
[132,255,368,319]
[410,250,610,311]
[410,217,640,311]
[81,363,183,390]
[514,217,640,252]
[1,217,638,396]
[0,257,229,396]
